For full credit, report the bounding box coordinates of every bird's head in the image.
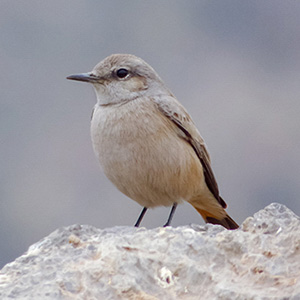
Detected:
[67,54,168,105]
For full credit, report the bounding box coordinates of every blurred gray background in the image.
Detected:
[1,0,300,268]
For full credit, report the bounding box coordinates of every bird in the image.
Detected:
[67,54,239,230]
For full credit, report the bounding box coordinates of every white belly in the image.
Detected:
[91,99,204,208]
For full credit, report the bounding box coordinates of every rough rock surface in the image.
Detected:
[0,203,299,299]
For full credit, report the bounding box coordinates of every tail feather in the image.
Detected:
[195,208,239,230]
[206,215,239,230]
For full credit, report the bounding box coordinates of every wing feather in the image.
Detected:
[153,96,227,209]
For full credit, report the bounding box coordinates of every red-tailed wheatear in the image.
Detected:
[67,54,238,229]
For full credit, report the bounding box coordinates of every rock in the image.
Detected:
[0,203,299,299]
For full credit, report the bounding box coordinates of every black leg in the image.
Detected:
[163,203,178,227]
[134,207,148,227]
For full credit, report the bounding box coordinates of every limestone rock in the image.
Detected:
[0,203,299,299]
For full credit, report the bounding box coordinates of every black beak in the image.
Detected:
[66,73,99,83]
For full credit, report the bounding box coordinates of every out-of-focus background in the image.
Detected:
[1,0,300,268]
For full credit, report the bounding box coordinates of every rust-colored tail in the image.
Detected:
[195,208,239,230]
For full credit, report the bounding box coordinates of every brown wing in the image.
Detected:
[154,96,227,209]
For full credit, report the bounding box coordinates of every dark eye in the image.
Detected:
[116,68,129,78]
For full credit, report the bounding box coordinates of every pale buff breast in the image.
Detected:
[91,98,205,208]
